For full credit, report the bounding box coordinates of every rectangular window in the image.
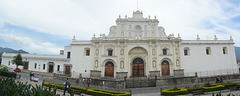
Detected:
[67,52,71,58]
[108,50,113,56]
[35,63,37,69]
[184,50,188,56]
[206,49,209,55]
[163,49,167,55]
[223,47,227,54]
[43,64,45,70]
[86,50,90,56]
[57,65,60,71]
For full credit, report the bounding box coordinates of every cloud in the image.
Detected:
[0,0,239,52]
[0,33,62,54]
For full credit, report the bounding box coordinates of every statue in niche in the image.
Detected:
[95,60,98,68]
[152,61,156,68]
[120,49,124,55]
[176,59,180,67]
[120,61,124,69]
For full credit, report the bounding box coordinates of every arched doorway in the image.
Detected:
[105,61,114,77]
[132,58,144,77]
[161,60,170,76]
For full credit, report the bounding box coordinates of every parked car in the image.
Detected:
[13,68,21,72]
[30,75,39,82]
[8,68,16,73]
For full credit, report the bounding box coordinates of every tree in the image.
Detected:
[12,51,23,69]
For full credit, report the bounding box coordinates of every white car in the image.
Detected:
[8,68,16,73]
[31,76,39,82]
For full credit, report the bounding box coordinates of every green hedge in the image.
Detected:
[222,82,240,89]
[161,84,226,95]
[188,87,204,93]
[202,84,225,92]
[43,82,131,96]
[161,88,188,95]
[0,70,17,78]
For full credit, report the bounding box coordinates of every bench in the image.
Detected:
[230,86,238,91]
[71,89,82,95]
[192,89,204,95]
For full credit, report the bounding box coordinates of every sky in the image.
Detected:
[0,0,239,54]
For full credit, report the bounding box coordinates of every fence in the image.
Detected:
[54,71,71,77]
[184,68,240,77]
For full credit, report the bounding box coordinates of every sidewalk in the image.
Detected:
[17,77,91,96]
[16,72,240,96]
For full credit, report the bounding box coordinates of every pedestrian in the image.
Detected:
[63,78,71,95]
[76,79,79,85]
[82,78,85,84]
[87,80,91,87]
[30,71,34,81]
[85,78,88,85]
[216,75,222,83]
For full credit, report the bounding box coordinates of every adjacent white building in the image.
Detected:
[1,11,238,78]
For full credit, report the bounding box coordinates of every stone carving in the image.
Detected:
[152,60,156,68]
[175,47,179,55]
[96,49,99,55]
[152,49,155,55]
[129,47,147,55]
[176,59,180,67]
[95,60,98,68]
[120,61,124,69]
[120,49,124,55]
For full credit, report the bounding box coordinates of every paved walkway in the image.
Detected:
[17,76,90,96]
[16,72,240,96]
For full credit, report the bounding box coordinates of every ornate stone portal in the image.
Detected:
[90,10,184,79]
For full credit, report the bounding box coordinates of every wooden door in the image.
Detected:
[161,60,170,76]
[105,62,114,77]
[49,65,54,73]
[65,66,70,74]
[23,62,28,69]
[132,58,144,77]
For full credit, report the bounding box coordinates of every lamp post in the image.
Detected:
[102,81,105,90]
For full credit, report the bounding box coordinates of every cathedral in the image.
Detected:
[1,11,238,79]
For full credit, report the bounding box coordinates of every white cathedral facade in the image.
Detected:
[1,11,238,79]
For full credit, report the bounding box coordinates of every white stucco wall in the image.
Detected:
[181,40,238,76]
[70,41,92,78]
[1,53,70,73]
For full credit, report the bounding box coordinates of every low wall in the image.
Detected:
[156,74,240,87]
[91,78,125,89]
[53,74,240,89]
[22,69,53,77]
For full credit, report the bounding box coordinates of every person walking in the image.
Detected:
[87,80,91,87]
[76,79,79,85]
[30,72,34,81]
[85,78,88,86]
[63,78,71,95]
[82,78,85,84]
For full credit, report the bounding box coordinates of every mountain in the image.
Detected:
[0,47,29,57]
[235,46,240,60]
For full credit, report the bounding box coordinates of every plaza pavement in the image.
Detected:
[17,72,240,96]
[17,75,90,96]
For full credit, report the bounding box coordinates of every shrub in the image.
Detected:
[202,84,225,92]
[0,70,17,78]
[161,88,188,95]
[223,82,240,89]
[43,82,131,96]
[0,78,59,96]
[188,86,204,93]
